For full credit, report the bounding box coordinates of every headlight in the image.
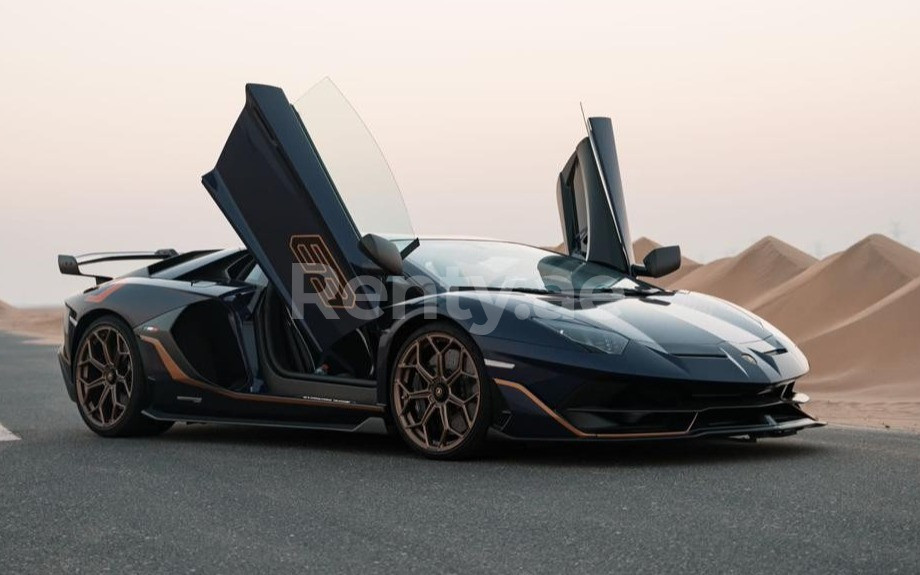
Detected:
[536,318,629,354]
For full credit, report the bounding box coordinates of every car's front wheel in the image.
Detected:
[390,323,491,459]
[73,316,173,437]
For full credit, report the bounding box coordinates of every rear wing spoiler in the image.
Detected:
[57,249,179,285]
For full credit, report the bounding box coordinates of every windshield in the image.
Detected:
[402,240,641,293]
[293,79,415,238]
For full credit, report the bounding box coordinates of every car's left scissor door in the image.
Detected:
[203,82,408,360]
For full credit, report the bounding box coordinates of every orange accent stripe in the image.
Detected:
[494,378,697,439]
[139,335,383,413]
[86,281,124,303]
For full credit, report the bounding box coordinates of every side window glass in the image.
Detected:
[245,264,269,287]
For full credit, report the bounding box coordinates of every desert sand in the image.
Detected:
[748,235,920,341]
[799,277,920,395]
[2,234,919,432]
[668,236,817,307]
[0,300,64,346]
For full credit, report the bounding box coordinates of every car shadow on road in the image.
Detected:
[155,421,830,467]
[485,435,829,468]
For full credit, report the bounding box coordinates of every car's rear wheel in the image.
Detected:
[74,316,173,437]
[390,323,491,459]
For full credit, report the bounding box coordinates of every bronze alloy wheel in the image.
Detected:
[76,324,134,429]
[393,331,484,455]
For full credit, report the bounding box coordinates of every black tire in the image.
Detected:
[73,315,173,437]
[389,322,492,460]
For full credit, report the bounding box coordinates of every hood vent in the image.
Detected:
[762,348,788,356]
[671,352,725,359]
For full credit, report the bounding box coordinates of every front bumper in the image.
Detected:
[493,377,825,441]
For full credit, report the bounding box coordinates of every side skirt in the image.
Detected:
[143,409,388,434]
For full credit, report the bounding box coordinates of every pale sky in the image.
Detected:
[1,0,918,305]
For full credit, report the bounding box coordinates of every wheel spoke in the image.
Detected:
[110,389,120,421]
[425,335,446,376]
[396,381,429,402]
[116,359,132,378]
[116,376,132,397]
[439,404,452,436]
[434,350,444,380]
[421,402,438,426]
[438,404,457,445]
[399,395,429,417]
[404,342,438,384]
[461,352,477,378]
[444,364,464,386]
[407,402,436,430]
[95,331,113,364]
[418,421,430,447]
[80,350,106,372]
[81,377,106,392]
[406,402,437,447]
[448,394,475,427]
[416,365,436,385]
[95,386,111,418]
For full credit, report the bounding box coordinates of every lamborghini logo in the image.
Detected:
[289,235,356,309]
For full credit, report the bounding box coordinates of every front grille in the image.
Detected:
[694,403,805,430]
[559,379,789,413]
[565,409,696,434]
[557,378,800,436]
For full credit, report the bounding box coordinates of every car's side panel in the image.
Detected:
[58,277,251,404]
[131,296,384,429]
[62,278,232,362]
[67,280,203,329]
[138,334,382,429]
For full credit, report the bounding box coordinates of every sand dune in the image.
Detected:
[0,304,64,345]
[798,276,920,431]
[669,236,817,307]
[798,277,920,397]
[750,234,920,341]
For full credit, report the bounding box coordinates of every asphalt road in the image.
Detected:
[1,332,918,574]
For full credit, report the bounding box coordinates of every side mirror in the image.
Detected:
[358,234,403,276]
[632,245,681,278]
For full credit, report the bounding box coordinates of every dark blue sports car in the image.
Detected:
[57,79,822,458]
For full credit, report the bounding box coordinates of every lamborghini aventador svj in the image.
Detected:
[56,79,823,459]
